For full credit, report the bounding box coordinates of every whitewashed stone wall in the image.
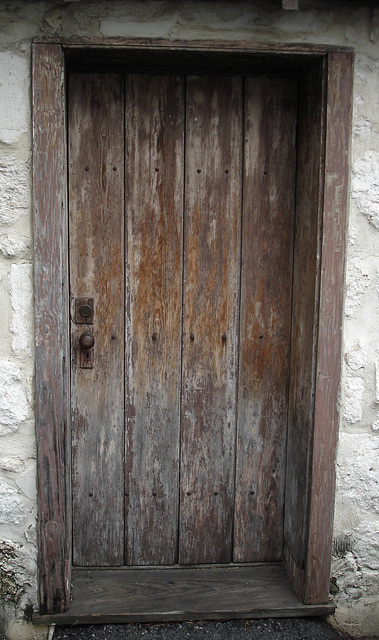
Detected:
[0,2,378,638]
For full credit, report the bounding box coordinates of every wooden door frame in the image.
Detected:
[32,38,353,615]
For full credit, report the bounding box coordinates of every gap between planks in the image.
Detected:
[33,564,335,625]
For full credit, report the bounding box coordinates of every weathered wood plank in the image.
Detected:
[233,79,297,563]
[179,76,242,564]
[39,36,352,55]
[284,60,326,597]
[69,74,125,566]
[304,51,354,604]
[125,75,184,565]
[32,43,71,614]
[33,565,334,625]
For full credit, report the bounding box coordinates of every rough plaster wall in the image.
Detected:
[334,19,379,635]
[0,1,378,638]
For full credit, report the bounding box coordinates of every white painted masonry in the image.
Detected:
[0,1,378,638]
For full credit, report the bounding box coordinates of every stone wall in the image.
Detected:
[0,1,378,638]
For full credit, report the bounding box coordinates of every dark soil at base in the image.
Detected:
[55,618,377,640]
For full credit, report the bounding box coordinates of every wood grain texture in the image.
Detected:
[233,79,297,563]
[284,60,326,596]
[33,41,353,614]
[32,43,71,614]
[179,76,242,564]
[69,74,125,566]
[304,51,354,604]
[33,565,334,625]
[40,36,352,55]
[125,75,184,565]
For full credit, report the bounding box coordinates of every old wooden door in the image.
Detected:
[68,72,297,568]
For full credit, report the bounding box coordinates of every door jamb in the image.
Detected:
[32,39,353,615]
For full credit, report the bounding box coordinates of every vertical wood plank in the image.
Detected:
[69,74,125,566]
[125,75,184,565]
[233,79,297,563]
[284,60,326,597]
[32,43,70,613]
[304,51,354,604]
[179,76,242,564]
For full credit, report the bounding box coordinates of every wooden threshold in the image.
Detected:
[33,565,335,625]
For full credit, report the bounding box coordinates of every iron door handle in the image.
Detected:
[79,332,95,349]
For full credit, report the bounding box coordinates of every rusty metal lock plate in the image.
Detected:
[75,298,94,324]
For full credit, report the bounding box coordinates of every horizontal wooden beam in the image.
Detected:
[33,565,334,625]
[32,37,352,54]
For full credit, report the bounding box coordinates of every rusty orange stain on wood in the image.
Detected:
[69,72,297,569]
[179,75,243,564]
[125,74,184,565]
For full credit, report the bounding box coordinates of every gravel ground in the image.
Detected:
[54,618,377,640]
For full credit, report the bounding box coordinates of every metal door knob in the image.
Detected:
[79,332,95,349]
